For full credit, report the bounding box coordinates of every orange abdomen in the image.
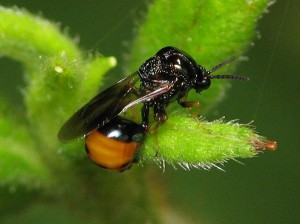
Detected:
[85,130,140,171]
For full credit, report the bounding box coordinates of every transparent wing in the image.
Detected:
[58,72,140,142]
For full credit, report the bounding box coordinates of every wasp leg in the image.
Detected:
[177,99,212,133]
[178,91,201,117]
[179,101,200,108]
[179,99,201,120]
[152,107,168,157]
[141,104,150,129]
[129,86,142,97]
[151,122,161,158]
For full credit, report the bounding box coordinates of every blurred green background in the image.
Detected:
[0,0,299,223]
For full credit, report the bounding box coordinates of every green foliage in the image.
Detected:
[0,0,274,223]
[0,5,117,205]
[0,99,51,189]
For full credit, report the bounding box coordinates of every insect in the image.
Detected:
[58,46,249,171]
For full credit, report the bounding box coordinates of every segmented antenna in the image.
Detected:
[209,74,250,81]
[206,57,249,81]
[208,57,236,74]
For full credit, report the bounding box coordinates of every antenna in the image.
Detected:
[208,57,236,74]
[206,57,250,81]
[209,74,250,81]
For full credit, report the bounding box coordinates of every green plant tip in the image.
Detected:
[140,114,276,170]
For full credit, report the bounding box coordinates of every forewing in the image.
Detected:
[58,72,140,142]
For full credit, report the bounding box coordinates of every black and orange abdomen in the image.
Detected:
[85,117,145,171]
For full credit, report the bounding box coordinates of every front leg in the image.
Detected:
[178,98,201,122]
[178,100,200,108]
[177,90,200,109]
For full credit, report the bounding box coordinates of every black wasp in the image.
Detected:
[58,46,249,171]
